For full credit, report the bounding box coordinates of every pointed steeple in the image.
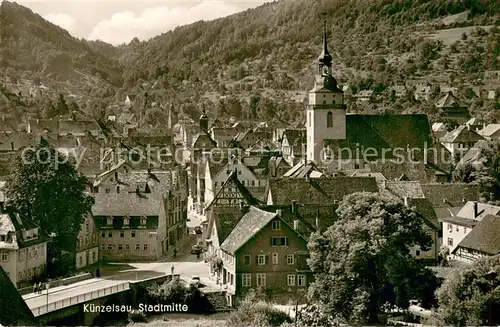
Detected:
[317,18,332,74]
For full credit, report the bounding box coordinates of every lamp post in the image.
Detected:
[485,269,497,326]
[45,284,50,313]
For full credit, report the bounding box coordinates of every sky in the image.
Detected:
[12,0,272,45]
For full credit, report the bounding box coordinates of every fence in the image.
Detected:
[19,273,93,295]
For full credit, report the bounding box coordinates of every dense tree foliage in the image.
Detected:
[435,254,500,326]
[307,192,438,324]
[475,141,500,204]
[4,142,94,276]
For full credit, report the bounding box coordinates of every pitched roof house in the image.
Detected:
[435,91,470,124]
[439,125,484,157]
[453,214,500,263]
[478,124,500,140]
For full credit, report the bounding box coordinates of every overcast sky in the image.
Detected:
[13,0,271,45]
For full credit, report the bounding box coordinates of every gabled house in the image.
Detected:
[281,129,306,166]
[124,95,136,107]
[404,198,440,261]
[465,117,487,132]
[415,85,431,101]
[457,140,490,169]
[76,214,99,269]
[435,91,470,124]
[441,201,500,259]
[210,127,238,148]
[439,125,484,158]
[218,206,311,303]
[478,124,500,141]
[354,90,373,102]
[93,192,169,261]
[0,210,49,287]
[268,157,291,178]
[453,214,500,263]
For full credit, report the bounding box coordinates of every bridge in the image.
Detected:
[22,271,175,325]
[23,278,130,317]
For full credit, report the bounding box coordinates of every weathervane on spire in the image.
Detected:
[318,12,332,75]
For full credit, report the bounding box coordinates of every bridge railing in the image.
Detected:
[31,282,130,317]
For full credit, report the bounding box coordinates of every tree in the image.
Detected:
[436,255,500,326]
[5,142,94,276]
[55,93,69,116]
[307,192,438,324]
[452,163,476,183]
[475,141,500,204]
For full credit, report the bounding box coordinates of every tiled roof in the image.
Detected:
[384,181,425,200]
[0,267,39,326]
[440,126,484,143]
[0,117,18,133]
[220,206,278,254]
[457,140,489,166]
[455,201,500,220]
[369,161,434,183]
[406,198,440,230]
[454,214,500,255]
[266,177,378,205]
[207,170,261,210]
[324,114,432,159]
[479,124,500,137]
[208,158,229,177]
[209,206,246,244]
[351,172,387,182]
[282,129,306,143]
[421,183,479,208]
[435,91,466,108]
[92,192,164,216]
[59,120,102,136]
[283,161,324,178]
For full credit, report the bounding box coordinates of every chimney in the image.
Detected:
[114,171,118,181]
[276,209,282,216]
[473,201,479,218]
[292,200,297,214]
[293,219,300,231]
[403,197,409,207]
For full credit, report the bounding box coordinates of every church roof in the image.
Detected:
[0,267,39,326]
[324,114,432,159]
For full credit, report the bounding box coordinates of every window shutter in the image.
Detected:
[285,237,288,246]
[255,255,258,264]
[270,237,273,246]
[265,255,269,264]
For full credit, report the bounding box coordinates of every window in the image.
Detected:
[107,245,113,250]
[257,273,266,287]
[120,232,124,238]
[101,245,105,250]
[144,244,148,250]
[271,236,288,246]
[125,244,130,250]
[242,274,251,287]
[447,238,453,246]
[0,235,4,242]
[136,244,140,250]
[1,251,8,261]
[272,253,278,264]
[272,221,281,230]
[297,274,306,287]
[416,250,421,256]
[308,112,311,127]
[464,227,467,234]
[326,111,333,128]
[107,217,113,225]
[124,217,129,226]
[108,232,112,238]
[131,231,136,238]
[118,245,123,250]
[258,255,265,265]
[243,255,250,265]
[105,188,111,193]
[141,217,147,225]
[456,227,459,232]
[287,254,295,265]
[287,274,296,286]
[447,224,452,231]
[101,232,105,238]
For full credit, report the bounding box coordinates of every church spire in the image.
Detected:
[317,16,332,74]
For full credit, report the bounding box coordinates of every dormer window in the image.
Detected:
[123,217,130,226]
[141,217,147,225]
[107,217,113,225]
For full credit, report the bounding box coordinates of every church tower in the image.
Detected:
[306,19,346,163]
[199,109,209,133]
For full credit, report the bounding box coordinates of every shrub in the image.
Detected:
[227,291,292,327]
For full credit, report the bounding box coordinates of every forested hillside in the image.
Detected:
[0,0,499,125]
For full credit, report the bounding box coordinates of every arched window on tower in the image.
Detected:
[327,112,333,128]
